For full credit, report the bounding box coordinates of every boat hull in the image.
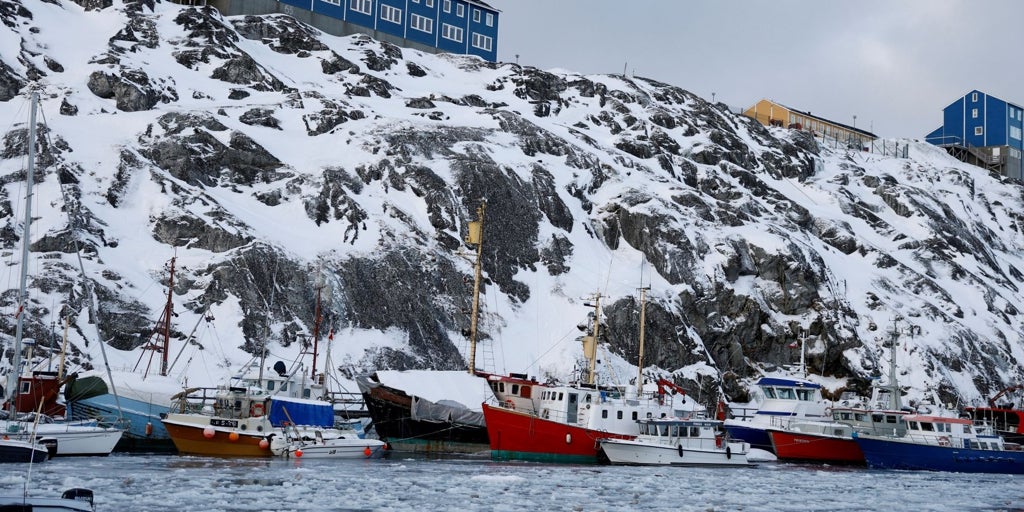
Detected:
[0,439,49,463]
[161,414,275,457]
[482,403,632,464]
[2,421,121,456]
[360,383,490,455]
[723,423,774,453]
[854,435,1024,473]
[598,438,750,467]
[70,394,176,453]
[286,440,387,459]
[768,430,864,465]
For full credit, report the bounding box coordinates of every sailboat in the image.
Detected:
[356,202,537,455]
[0,88,122,457]
[482,288,703,463]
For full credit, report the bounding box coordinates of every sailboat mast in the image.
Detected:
[465,202,485,374]
[5,90,38,412]
[160,256,175,377]
[311,281,322,379]
[636,287,649,390]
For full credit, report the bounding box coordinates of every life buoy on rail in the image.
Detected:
[250,402,265,418]
[504,399,515,410]
[938,436,951,447]
[823,407,832,417]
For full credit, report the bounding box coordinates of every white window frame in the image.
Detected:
[472,8,480,22]
[457,3,464,16]
[972,92,978,102]
[975,126,984,136]
[972,108,978,119]
[426,0,433,6]
[350,0,372,15]
[441,22,463,42]
[486,12,493,26]
[380,4,401,24]
[471,32,492,51]
[411,0,419,3]
[411,13,433,33]
[443,0,451,12]
[322,0,341,5]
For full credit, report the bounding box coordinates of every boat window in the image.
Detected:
[855,413,867,422]
[639,423,648,435]
[559,393,564,401]
[602,410,608,419]
[691,427,700,437]
[522,385,531,399]
[776,388,795,400]
[872,414,883,423]
[936,423,950,433]
[839,412,852,421]
[303,388,311,398]
[498,383,505,392]
[585,394,592,403]
[660,425,669,436]
[266,381,276,391]
[909,421,919,430]
[632,411,638,420]
[617,411,624,420]
[511,384,519,395]
[833,429,845,436]
[647,412,653,419]
[886,415,898,423]
[280,383,288,392]
[670,426,679,437]
[920,422,935,432]
[796,389,811,401]
[763,387,777,399]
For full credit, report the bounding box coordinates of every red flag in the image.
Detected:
[328,330,334,341]
[787,341,799,349]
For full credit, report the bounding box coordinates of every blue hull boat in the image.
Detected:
[854,434,1024,473]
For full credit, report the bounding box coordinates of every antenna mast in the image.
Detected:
[636,287,649,390]
[465,201,486,374]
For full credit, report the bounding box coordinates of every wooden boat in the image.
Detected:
[0,487,95,511]
[853,413,1024,473]
[483,290,703,464]
[598,417,751,466]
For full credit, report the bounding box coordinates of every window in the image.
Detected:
[601,410,608,419]
[1011,126,1021,140]
[972,92,978,102]
[425,0,433,6]
[972,108,978,119]
[443,0,450,12]
[322,0,341,5]
[617,411,623,420]
[380,4,401,24]
[975,126,984,136]
[441,23,463,42]
[486,12,493,26]
[471,33,492,51]
[350,0,371,15]
[473,8,480,22]
[411,0,419,2]
[631,411,638,420]
[456,3,464,16]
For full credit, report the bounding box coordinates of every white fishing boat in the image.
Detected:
[0,487,96,511]
[271,424,386,459]
[598,417,752,467]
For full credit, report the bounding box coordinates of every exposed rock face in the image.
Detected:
[0,2,1022,409]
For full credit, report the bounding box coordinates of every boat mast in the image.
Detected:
[635,286,649,390]
[160,256,175,377]
[311,276,323,379]
[885,320,903,410]
[5,90,38,413]
[582,293,602,386]
[464,201,485,374]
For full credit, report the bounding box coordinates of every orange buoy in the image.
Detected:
[259,438,269,449]
[203,427,215,439]
[363,446,372,457]
[294,449,303,458]
[228,431,240,442]
[145,422,153,436]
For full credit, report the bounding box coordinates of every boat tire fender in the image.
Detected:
[726,446,732,459]
[677,444,683,457]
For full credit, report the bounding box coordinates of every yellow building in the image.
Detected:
[743,99,877,148]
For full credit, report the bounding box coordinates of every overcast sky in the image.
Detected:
[491,0,1023,139]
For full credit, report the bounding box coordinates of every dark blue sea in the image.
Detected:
[2,453,1023,511]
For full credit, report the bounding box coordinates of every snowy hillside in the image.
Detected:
[1,0,1023,409]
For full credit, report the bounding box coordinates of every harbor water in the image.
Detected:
[2,453,1023,511]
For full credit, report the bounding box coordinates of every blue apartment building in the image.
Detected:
[209,0,499,62]
[925,90,1023,180]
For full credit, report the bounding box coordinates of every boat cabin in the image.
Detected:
[752,377,829,421]
[638,419,722,444]
[486,373,543,414]
[899,414,1011,451]
[533,382,696,435]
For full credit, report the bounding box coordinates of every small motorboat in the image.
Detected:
[598,417,752,467]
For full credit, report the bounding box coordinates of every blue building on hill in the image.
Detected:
[209,0,500,62]
[925,90,1023,180]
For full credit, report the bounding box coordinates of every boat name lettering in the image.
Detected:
[210,419,239,428]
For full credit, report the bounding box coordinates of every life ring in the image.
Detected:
[250,402,265,418]
[938,436,951,447]
[505,399,515,410]
[823,407,832,417]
